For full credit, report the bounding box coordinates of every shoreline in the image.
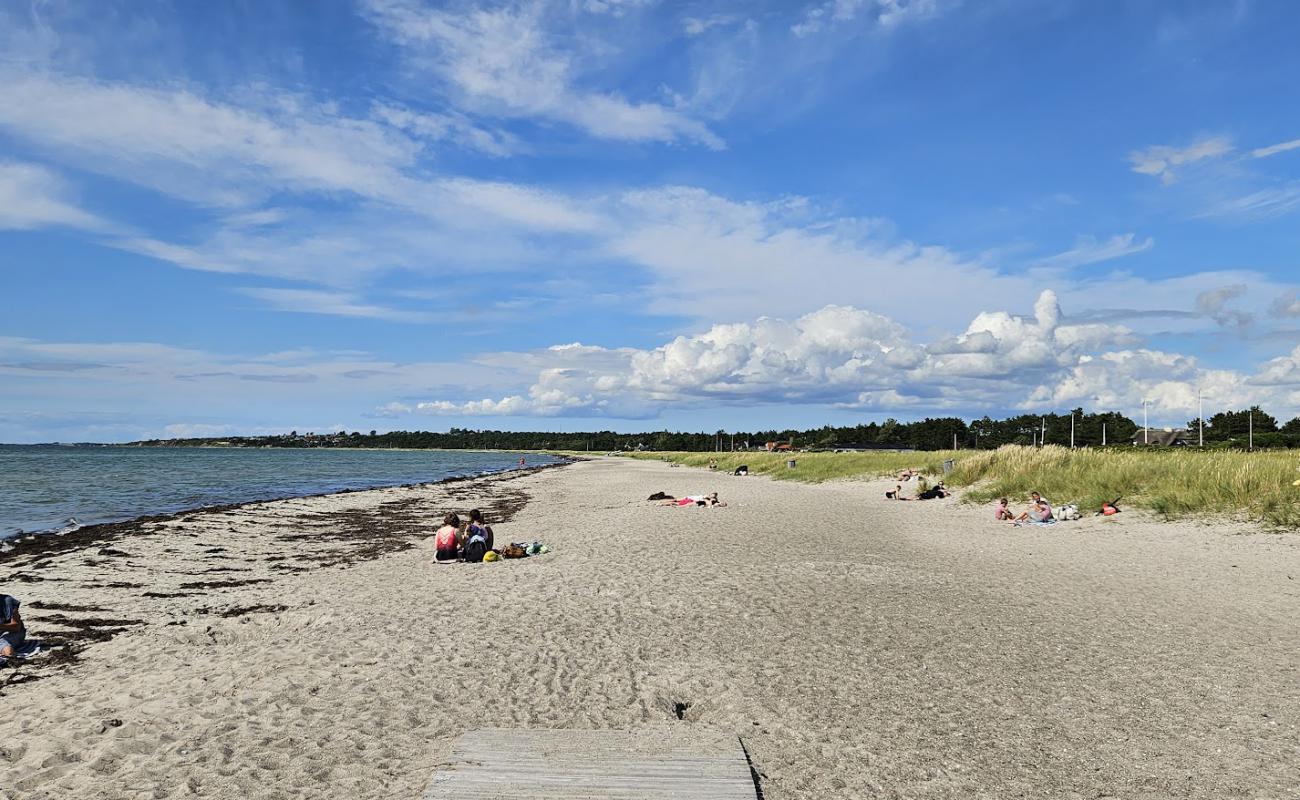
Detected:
[2,456,1297,799]
[2,461,566,682]
[1,456,574,545]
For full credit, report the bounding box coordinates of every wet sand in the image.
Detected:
[1,456,1298,799]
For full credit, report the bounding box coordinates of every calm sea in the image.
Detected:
[0,446,560,539]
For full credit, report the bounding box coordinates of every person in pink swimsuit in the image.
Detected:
[434,513,461,563]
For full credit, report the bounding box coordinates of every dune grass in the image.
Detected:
[626,446,1300,528]
[623,450,961,483]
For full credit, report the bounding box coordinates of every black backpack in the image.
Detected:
[463,532,487,563]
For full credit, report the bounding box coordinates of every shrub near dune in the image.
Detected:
[629,446,1300,529]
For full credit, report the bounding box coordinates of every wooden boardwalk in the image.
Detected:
[423,728,758,799]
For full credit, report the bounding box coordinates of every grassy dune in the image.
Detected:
[627,446,1300,528]
[624,450,960,482]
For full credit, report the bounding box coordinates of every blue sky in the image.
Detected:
[3,0,1300,442]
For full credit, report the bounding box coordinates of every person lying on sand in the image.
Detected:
[895,467,922,481]
[916,482,951,500]
[434,513,461,563]
[659,492,727,507]
[0,592,25,664]
[994,498,1015,520]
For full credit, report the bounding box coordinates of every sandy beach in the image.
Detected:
[2,456,1299,799]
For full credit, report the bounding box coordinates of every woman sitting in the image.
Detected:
[1015,499,1054,523]
[434,513,461,563]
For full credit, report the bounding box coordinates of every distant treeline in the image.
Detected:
[127,406,1300,451]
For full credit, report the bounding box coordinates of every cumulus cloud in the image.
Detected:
[1030,349,1246,415]
[1129,136,1233,184]
[388,291,1229,419]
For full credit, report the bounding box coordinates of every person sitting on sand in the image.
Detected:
[1015,498,1053,523]
[994,498,1014,520]
[434,513,461,563]
[463,509,494,563]
[0,592,25,664]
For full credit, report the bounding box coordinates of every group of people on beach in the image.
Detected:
[995,492,1053,522]
[433,509,496,564]
[885,470,952,501]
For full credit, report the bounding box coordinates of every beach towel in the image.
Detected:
[1013,519,1057,527]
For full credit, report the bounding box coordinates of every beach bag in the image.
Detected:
[647,491,673,501]
[501,543,528,559]
[1058,503,1081,521]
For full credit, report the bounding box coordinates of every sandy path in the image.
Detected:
[2,457,1298,799]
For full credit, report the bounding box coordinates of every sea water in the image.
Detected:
[0,445,559,539]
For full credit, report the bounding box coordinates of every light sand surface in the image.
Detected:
[2,456,1299,799]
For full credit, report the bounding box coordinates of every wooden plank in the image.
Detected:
[423,728,757,799]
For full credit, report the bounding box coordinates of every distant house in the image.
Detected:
[764,441,794,452]
[1131,428,1191,447]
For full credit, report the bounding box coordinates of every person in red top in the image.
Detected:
[434,513,461,563]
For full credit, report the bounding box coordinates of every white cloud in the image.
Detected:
[1031,349,1247,416]
[1270,291,1300,318]
[792,0,943,37]
[360,0,723,148]
[1252,345,1300,387]
[683,14,740,36]
[370,101,518,157]
[390,291,1177,419]
[435,178,604,233]
[0,161,105,231]
[237,288,435,323]
[1035,233,1154,270]
[1251,138,1300,159]
[0,69,422,207]
[1129,135,1233,185]
[1197,185,1300,220]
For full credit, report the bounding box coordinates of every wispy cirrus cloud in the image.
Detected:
[0,161,107,232]
[1128,135,1233,185]
[1251,138,1300,159]
[360,0,723,149]
[1035,233,1154,270]
[792,0,946,37]
[237,288,436,323]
